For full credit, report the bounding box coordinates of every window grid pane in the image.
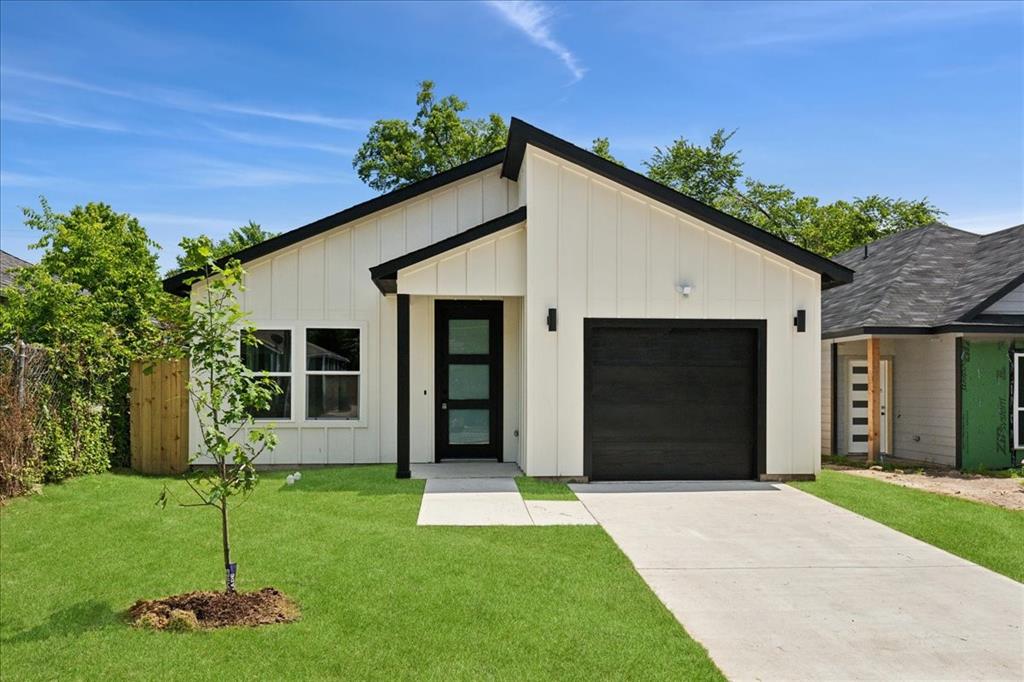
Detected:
[307,374,360,420]
[250,376,291,420]
[306,328,359,371]
[242,330,291,372]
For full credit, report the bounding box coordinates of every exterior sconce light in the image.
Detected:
[793,309,806,332]
[675,283,693,297]
[547,308,557,332]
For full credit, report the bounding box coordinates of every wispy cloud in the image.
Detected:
[135,212,243,234]
[0,170,68,187]
[205,125,352,155]
[487,1,585,83]
[1,104,128,132]
[1,66,370,131]
[170,155,350,189]
[714,1,1019,50]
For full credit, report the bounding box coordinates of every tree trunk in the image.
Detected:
[221,499,234,593]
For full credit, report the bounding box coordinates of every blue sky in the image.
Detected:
[1,0,1021,273]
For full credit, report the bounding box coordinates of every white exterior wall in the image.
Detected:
[523,146,822,477]
[891,336,957,465]
[189,166,516,465]
[397,224,526,296]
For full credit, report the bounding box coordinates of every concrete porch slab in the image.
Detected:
[410,462,523,479]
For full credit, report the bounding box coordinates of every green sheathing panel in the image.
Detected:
[960,338,1024,469]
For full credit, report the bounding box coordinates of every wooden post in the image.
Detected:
[867,337,881,464]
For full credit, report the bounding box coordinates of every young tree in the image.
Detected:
[167,221,278,276]
[162,238,279,593]
[352,80,507,191]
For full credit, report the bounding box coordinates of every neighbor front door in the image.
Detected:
[848,358,891,454]
[435,301,503,461]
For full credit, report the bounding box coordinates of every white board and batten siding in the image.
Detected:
[397,223,526,297]
[189,166,518,465]
[523,146,822,477]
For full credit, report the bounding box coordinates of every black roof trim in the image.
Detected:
[824,322,1024,340]
[500,118,853,289]
[960,270,1024,322]
[164,149,507,296]
[369,206,527,294]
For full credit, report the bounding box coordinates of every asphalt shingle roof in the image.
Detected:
[0,249,31,291]
[822,223,1024,335]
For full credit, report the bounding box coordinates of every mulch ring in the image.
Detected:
[128,587,299,631]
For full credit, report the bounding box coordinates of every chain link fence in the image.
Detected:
[0,340,52,499]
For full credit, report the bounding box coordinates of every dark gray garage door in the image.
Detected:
[584,320,765,481]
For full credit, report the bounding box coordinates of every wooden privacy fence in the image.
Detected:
[130,359,189,475]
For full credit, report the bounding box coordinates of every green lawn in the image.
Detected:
[792,470,1024,582]
[0,467,721,681]
[515,476,578,501]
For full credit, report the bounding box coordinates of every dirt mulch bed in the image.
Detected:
[129,587,299,631]
[828,465,1024,511]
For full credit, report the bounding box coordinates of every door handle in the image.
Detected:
[441,402,447,410]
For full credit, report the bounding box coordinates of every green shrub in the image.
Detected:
[37,396,111,482]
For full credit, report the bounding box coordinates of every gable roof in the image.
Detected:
[369,206,526,294]
[163,149,505,295]
[501,118,853,289]
[165,118,853,296]
[1,249,31,291]
[822,223,1024,338]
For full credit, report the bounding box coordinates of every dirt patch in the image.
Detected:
[828,465,1024,511]
[128,587,299,630]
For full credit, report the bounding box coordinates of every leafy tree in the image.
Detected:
[353,80,507,191]
[169,221,278,276]
[643,129,942,255]
[0,199,178,467]
[645,129,744,206]
[590,137,623,166]
[161,237,279,593]
[354,84,944,257]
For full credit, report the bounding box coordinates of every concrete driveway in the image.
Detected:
[571,481,1024,681]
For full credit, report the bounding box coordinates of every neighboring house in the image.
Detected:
[166,119,852,480]
[0,249,31,304]
[821,223,1024,470]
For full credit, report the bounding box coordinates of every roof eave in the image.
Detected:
[163,148,508,297]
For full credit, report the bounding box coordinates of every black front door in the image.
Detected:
[435,301,503,461]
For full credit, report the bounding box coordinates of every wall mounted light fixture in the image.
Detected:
[547,308,557,332]
[793,309,806,332]
[675,283,693,297]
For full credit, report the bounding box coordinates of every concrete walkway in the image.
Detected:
[414,463,595,526]
[571,481,1024,682]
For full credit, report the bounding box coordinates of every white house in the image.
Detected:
[165,119,853,480]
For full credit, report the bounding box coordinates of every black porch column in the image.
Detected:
[396,293,411,479]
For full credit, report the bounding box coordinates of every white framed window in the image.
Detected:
[241,329,293,420]
[1014,352,1023,450]
[304,326,361,421]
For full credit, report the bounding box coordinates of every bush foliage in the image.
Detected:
[0,199,184,493]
